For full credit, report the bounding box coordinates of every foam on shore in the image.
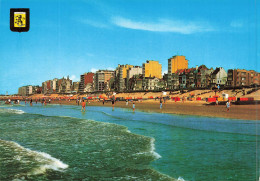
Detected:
[0,108,25,114]
[0,139,68,178]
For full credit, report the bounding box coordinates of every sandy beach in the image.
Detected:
[2,88,259,120]
[49,99,260,121]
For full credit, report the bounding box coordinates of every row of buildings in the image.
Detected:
[18,55,260,96]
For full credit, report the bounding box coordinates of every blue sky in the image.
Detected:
[0,0,259,94]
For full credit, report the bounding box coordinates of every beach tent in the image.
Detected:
[228,97,236,101]
[196,97,202,101]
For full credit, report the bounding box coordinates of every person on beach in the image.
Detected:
[160,98,163,109]
[133,102,135,112]
[226,100,231,112]
[81,100,86,111]
[126,100,128,106]
[215,98,218,106]
[30,99,33,106]
[112,99,115,110]
[103,99,105,105]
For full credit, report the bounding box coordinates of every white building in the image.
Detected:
[211,67,227,87]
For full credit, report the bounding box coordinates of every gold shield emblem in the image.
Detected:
[14,12,26,27]
[10,8,30,32]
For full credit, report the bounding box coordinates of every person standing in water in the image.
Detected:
[160,98,163,109]
[30,99,33,106]
[133,102,135,112]
[81,100,86,111]
[226,100,231,112]
[112,99,115,110]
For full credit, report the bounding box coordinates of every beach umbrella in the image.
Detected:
[83,97,87,100]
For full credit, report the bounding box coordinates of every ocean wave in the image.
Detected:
[133,137,162,160]
[177,177,186,181]
[59,115,72,118]
[0,139,68,178]
[150,138,162,159]
[0,104,13,107]
[0,108,25,114]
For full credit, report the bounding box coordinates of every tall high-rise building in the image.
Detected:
[126,66,142,90]
[79,72,94,93]
[18,85,34,96]
[168,55,188,74]
[127,66,142,80]
[142,60,162,78]
[115,64,134,91]
[94,70,114,91]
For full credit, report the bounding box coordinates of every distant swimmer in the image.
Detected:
[81,100,86,111]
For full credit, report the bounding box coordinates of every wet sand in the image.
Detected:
[51,100,260,121]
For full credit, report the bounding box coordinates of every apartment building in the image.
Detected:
[79,72,94,93]
[94,70,115,91]
[142,60,162,78]
[227,69,260,87]
[168,55,188,74]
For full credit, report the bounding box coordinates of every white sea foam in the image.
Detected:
[0,140,68,177]
[28,151,68,175]
[0,108,25,114]
[133,138,162,159]
[10,109,25,114]
[177,176,186,181]
[150,138,162,159]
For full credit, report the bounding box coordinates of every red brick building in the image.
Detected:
[227,69,260,87]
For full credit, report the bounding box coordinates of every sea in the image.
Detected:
[0,101,259,181]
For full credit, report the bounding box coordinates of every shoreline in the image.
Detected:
[49,100,260,121]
